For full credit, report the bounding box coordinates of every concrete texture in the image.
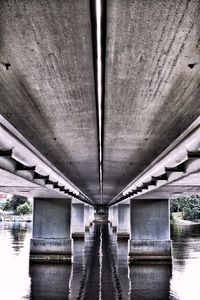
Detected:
[89,206,94,225]
[129,199,171,261]
[112,206,118,231]
[108,207,113,224]
[104,0,200,203]
[84,204,90,230]
[71,202,85,238]
[117,203,130,239]
[0,1,199,205]
[30,198,72,261]
[0,0,99,202]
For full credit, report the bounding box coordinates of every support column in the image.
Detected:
[117,203,130,239]
[71,201,85,238]
[108,206,113,225]
[30,198,72,263]
[84,204,90,230]
[129,199,172,262]
[89,206,94,225]
[112,205,118,232]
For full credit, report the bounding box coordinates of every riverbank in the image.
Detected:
[171,219,200,225]
[0,215,32,222]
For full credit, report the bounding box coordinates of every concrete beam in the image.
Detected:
[111,119,200,205]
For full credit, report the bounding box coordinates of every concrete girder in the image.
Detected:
[0,120,93,204]
[110,120,200,205]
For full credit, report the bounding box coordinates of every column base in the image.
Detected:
[85,225,90,231]
[72,232,85,239]
[30,238,72,263]
[129,240,172,263]
[30,254,71,263]
[117,232,130,239]
[112,226,117,232]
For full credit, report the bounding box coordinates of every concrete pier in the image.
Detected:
[71,201,85,238]
[84,204,90,230]
[117,203,130,239]
[129,199,172,262]
[112,206,118,232]
[108,206,113,225]
[30,198,72,263]
[89,206,94,225]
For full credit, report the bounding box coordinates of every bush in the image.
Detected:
[3,195,29,213]
[17,203,32,215]
[170,195,200,220]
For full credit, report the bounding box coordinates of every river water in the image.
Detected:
[0,221,200,299]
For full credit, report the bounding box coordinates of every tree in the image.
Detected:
[170,195,200,220]
[17,203,32,215]
[3,195,29,212]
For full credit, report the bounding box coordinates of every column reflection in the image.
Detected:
[30,263,71,300]
[128,263,172,300]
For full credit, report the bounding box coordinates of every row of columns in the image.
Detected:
[30,198,94,263]
[30,197,172,263]
[109,199,172,262]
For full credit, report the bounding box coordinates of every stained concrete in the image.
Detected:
[30,197,72,262]
[84,204,90,230]
[117,203,130,239]
[0,0,99,202]
[71,202,85,238]
[0,1,200,205]
[129,199,171,261]
[112,206,118,231]
[104,0,200,203]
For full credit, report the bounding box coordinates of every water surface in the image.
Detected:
[1,221,200,299]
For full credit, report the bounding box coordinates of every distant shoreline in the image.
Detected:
[171,219,200,225]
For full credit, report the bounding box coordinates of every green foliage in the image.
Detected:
[17,203,32,215]
[170,195,200,220]
[3,195,29,212]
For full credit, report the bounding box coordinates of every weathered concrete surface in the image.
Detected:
[136,172,200,199]
[30,198,72,262]
[0,1,200,205]
[0,0,99,202]
[89,206,94,225]
[129,199,171,261]
[104,0,200,203]
[71,202,85,238]
[84,204,90,230]
[112,206,118,231]
[117,203,130,239]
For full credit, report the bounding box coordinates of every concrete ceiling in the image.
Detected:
[104,0,200,203]
[0,0,200,204]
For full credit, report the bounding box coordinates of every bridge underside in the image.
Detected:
[0,0,199,205]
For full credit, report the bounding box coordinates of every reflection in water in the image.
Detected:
[170,222,200,300]
[0,221,31,299]
[1,221,200,299]
[11,222,29,253]
[129,263,171,300]
[30,264,71,300]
